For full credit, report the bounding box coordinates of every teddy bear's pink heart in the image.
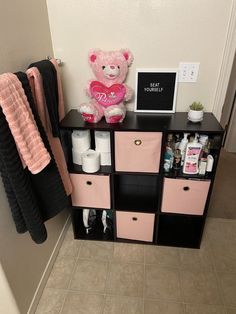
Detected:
[90,81,126,107]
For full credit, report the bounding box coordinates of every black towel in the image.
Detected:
[0,107,47,244]
[15,72,69,221]
[28,60,60,137]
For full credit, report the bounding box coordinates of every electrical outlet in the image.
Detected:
[178,62,200,82]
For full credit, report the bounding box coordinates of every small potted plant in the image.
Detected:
[188,101,204,122]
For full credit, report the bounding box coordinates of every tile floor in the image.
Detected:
[36,218,236,314]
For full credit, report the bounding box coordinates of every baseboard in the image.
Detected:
[27,214,71,314]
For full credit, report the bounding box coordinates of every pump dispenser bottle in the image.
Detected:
[183,133,202,174]
[178,133,189,165]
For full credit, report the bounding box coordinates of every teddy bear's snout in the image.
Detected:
[103,65,120,79]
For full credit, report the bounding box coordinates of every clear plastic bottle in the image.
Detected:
[164,133,174,172]
[174,134,181,149]
[173,149,182,170]
[178,133,189,166]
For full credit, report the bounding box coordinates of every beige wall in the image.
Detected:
[46,0,233,113]
[221,55,236,129]
[221,54,236,152]
[0,1,68,313]
[0,0,53,73]
[0,264,20,314]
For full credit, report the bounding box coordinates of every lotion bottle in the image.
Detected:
[183,133,202,174]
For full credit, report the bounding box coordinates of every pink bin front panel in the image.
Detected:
[161,178,211,215]
[70,174,110,209]
[115,132,162,173]
[116,211,155,242]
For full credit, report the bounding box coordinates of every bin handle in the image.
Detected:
[134,139,142,146]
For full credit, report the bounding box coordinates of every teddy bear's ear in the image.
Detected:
[88,49,100,64]
[120,49,134,66]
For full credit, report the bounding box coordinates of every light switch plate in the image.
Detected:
[178,62,200,82]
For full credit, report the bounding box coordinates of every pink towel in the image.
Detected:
[26,67,72,196]
[0,73,51,174]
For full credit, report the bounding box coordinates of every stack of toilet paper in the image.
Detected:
[95,131,111,166]
[72,130,100,173]
[72,130,111,172]
[72,130,90,165]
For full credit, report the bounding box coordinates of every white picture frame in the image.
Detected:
[135,68,178,113]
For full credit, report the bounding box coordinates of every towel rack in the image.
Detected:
[46,56,62,66]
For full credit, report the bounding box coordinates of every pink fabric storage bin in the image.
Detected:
[115,131,162,173]
[161,178,211,215]
[70,173,110,209]
[116,211,155,242]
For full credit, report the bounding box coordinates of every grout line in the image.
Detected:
[143,244,146,314]
[176,248,187,313]
[58,290,69,314]
[66,239,83,289]
[213,269,227,308]
[58,229,84,314]
[101,293,107,314]
[207,233,227,308]
[177,268,186,307]
[144,263,180,268]
[65,258,146,265]
[103,260,112,292]
[44,286,108,296]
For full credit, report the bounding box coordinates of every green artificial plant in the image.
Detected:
[190,102,204,111]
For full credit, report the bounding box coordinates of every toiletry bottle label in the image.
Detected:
[184,162,198,173]
[183,145,202,174]
[199,158,207,175]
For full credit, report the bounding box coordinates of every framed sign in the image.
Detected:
[135,68,178,113]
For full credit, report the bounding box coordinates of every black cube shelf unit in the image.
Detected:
[60,110,224,248]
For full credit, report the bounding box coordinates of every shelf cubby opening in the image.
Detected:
[72,208,114,241]
[114,174,160,212]
[157,214,204,248]
[163,131,223,179]
[68,128,112,174]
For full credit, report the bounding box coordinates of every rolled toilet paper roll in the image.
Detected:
[95,131,110,152]
[72,148,84,165]
[100,152,111,166]
[72,130,90,152]
[82,149,100,173]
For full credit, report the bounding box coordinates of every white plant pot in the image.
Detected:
[188,109,204,122]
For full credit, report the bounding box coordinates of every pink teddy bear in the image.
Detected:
[79,49,133,123]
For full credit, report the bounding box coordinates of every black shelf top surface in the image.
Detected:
[60,110,224,133]
[167,112,224,133]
